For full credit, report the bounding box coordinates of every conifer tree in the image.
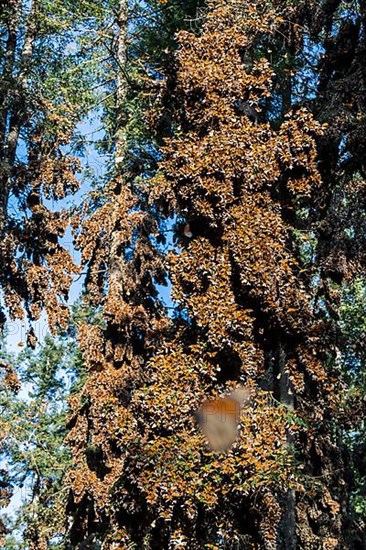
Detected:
[33,0,365,548]
[0,0,100,543]
[65,0,206,546]
[0,0,93,330]
[137,1,348,547]
[0,327,84,549]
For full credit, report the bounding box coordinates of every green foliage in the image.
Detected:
[1,0,366,547]
[339,278,366,524]
[340,278,366,374]
[0,319,85,547]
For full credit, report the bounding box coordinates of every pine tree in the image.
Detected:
[41,0,366,547]
[138,1,345,546]
[0,0,94,331]
[0,299,90,549]
[65,0,205,546]
[0,0,103,544]
[0,329,84,549]
[66,0,366,547]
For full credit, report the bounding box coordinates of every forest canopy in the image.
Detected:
[0,0,366,548]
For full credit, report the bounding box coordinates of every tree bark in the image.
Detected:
[0,0,19,235]
[278,345,297,550]
[0,0,37,236]
[108,0,129,304]
[114,0,128,174]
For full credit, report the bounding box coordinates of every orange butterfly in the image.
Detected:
[194,386,251,452]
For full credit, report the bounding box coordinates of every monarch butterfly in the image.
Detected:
[194,386,251,452]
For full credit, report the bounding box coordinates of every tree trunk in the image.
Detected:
[278,345,297,550]
[0,0,37,235]
[0,0,19,235]
[108,0,128,303]
[114,0,128,174]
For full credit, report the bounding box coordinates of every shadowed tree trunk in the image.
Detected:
[278,345,296,549]
[0,0,19,236]
[107,0,130,350]
[0,0,37,234]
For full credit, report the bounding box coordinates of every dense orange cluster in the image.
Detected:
[66,0,353,547]
[139,0,344,546]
